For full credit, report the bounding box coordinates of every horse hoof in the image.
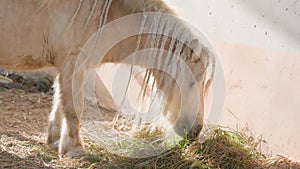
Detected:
[48,141,59,150]
[61,145,86,158]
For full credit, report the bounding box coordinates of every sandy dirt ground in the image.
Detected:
[0,88,109,168]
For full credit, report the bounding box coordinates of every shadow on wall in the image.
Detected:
[243,0,300,44]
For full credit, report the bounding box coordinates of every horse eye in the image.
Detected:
[189,81,196,87]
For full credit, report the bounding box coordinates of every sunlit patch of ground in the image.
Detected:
[0,86,299,168]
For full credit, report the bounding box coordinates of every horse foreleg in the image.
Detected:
[47,76,63,150]
[57,59,85,157]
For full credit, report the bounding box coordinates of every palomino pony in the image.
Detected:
[0,0,215,157]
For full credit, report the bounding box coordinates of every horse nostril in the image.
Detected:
[187,125,202,142]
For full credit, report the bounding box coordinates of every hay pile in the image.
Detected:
[83,127,300,169]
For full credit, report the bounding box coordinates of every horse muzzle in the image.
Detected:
[186,124,203,141]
